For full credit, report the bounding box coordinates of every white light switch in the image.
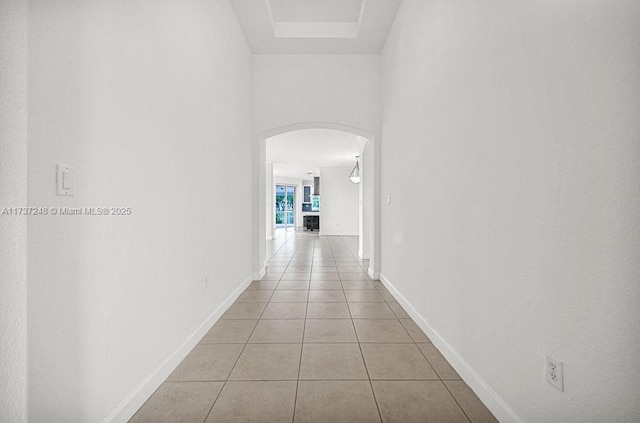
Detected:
[56,165,73,196]
[62,171,72,190]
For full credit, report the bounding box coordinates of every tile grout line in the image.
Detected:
[291,238,313,423]
[268,232,474,421]
[201,273,279,422]
[441,380,474,423]
[339,242,384,423]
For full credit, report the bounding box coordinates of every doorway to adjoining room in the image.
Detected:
[275,184,296,230]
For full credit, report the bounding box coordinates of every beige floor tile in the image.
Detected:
[281,272,311,281]
[294,381,381,423]
[312,262,337,268]
[262,303,307,319]
[247,280,278,290]
[130,381,223,423]
[167,344,243,381]
[305,302,351,319]
[372,381,468,423]
[348,303,396,319]
[378,290,398,303]
[248,319,305,343]
[311,268,339,273]
[286,266,312,272]
[310,273,340,281]
[444,380,499,423]
[339,272,370,281]
[341,280,376,290]
[276,281,310,290]
[299,343,368,380]
[221,302,267,320]
[229,344,301,381]
[353,319,412,343]
[270,290,309,303]
[399,319,430,343]
[205,381,297,423]
[371,281,386,289]
[201,319,257,344]
[388,303,410,319]
[333,257,359,263]
[417,343,461,380]
[261,272,284,281]
[309,280,343,290]
[265,266,288,273]
[361,343,438,380]
[308,290,346,303]
[304,319,358,343]
[336,265,363,270]
[344,290,384,303]
[236,290,274,303]
[311,259,334,264]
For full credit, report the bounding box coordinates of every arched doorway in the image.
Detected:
[253,122,380,281]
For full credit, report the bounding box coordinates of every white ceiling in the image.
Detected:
[229,0,403,54]
[269,0,363,22]
[266,129,364,180]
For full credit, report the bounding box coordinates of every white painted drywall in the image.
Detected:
[0,0,28,421]
[266,162,274,239]
[252,54,381,275]
[27,1,253,421]
[319,168,359,236]
[253,55,381,137]
[381,1,640,422]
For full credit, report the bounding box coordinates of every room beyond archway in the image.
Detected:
[254,123,379,282]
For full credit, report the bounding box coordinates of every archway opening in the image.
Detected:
[254,122,378,281]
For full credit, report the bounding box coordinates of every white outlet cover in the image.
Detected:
[545,355,564,392]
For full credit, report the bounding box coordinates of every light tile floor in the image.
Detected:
[130,231,498,423]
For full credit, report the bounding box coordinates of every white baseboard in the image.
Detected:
[368,267,380,280]
[104,274,253,423]
[253,266,266,281]
[379,273,524,423]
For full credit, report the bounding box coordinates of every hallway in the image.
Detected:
[129,232,497,423]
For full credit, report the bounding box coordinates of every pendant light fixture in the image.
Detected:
[349,155,360,184]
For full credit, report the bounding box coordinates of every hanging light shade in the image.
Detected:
[349,155,360,184]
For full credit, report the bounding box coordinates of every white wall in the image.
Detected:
[253,55,381,137]
[252,54,381,274]
[266,162,274,239]
[0,0,28,421]
[27,1,253,422]
[380,1,640,422]
[319,168,359,236]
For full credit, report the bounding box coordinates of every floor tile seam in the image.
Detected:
[200,378,225,423]
[345,278,384,423]
[199,317,260,423]
[440,380,474,423]
[292,243,313,423]
[401,328,443,380]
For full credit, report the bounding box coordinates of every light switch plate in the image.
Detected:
[56,165,73,196]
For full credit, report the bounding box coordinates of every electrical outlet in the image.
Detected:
[545,355,564,392]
